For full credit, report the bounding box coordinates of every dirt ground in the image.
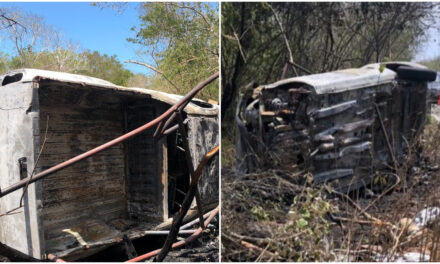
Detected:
[221,166,440,262]
[334,161,440,261]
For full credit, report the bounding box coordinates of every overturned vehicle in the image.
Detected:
[0,69,219,261]
[237,62,437,192]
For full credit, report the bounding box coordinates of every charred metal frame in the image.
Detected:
[236,62,437,192]
[0,72,219,261]
[0,72,218,199]
[48,145,220,263]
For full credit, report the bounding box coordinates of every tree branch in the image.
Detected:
[0,11,25,30]
[124,60,163,74]
[268,3,298,76]
[124,60,180,92]
[165,2,211,31]
[233,31,247,63]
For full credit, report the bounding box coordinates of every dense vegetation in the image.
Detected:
[222,2,439,129]
[129,2,219,100]
[0,3,219,101]
[221,3,440,261]
[421,56,440,72]
[0,7,141,87]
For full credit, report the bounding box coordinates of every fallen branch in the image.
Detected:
[241,240,277,260]
[360,173,401,214]
[331,190,397,229]
[229,231,270,245]
[331,215,386,226]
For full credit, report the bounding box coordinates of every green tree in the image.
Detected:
[420,56,440,71]
[0,7,54,68]
[3,48,137,87]
[126,73,149,88]
[0,52,10,74]
[78,51,134,86]
[0,7,138,87]
[127,2,219,101]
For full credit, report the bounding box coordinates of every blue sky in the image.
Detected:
[0,2,156,74]
[0,2,437,74]
[413,15,440,62]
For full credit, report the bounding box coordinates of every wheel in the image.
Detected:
[395,66,437,82]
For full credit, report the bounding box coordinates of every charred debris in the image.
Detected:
[0,69,219,262]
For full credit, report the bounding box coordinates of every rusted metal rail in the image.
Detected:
[1,72,218,262]
[0,72,218,199]
[155,144,219,261]
[49,145,219,263]
[126,206,220,263]
[47,254,65,263]
[175,110,205,228]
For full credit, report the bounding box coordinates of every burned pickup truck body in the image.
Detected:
[237,62,436,191]
[0,69,218,260]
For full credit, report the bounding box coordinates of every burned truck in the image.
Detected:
[0,69,219,260]
[237,62,437,192]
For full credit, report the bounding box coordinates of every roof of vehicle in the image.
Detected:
[264,62,428,95]
[0,68,218,116]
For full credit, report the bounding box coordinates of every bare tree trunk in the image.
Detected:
[221,2,247,120]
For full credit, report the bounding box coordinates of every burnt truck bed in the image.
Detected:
[0,69,218,260]
[237,62,437,192]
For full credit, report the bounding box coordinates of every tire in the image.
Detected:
[395,66,437,82]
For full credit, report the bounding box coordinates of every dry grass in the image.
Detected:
[221,121,440,262]
[221,137,236,168]
[221,169,337,261]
